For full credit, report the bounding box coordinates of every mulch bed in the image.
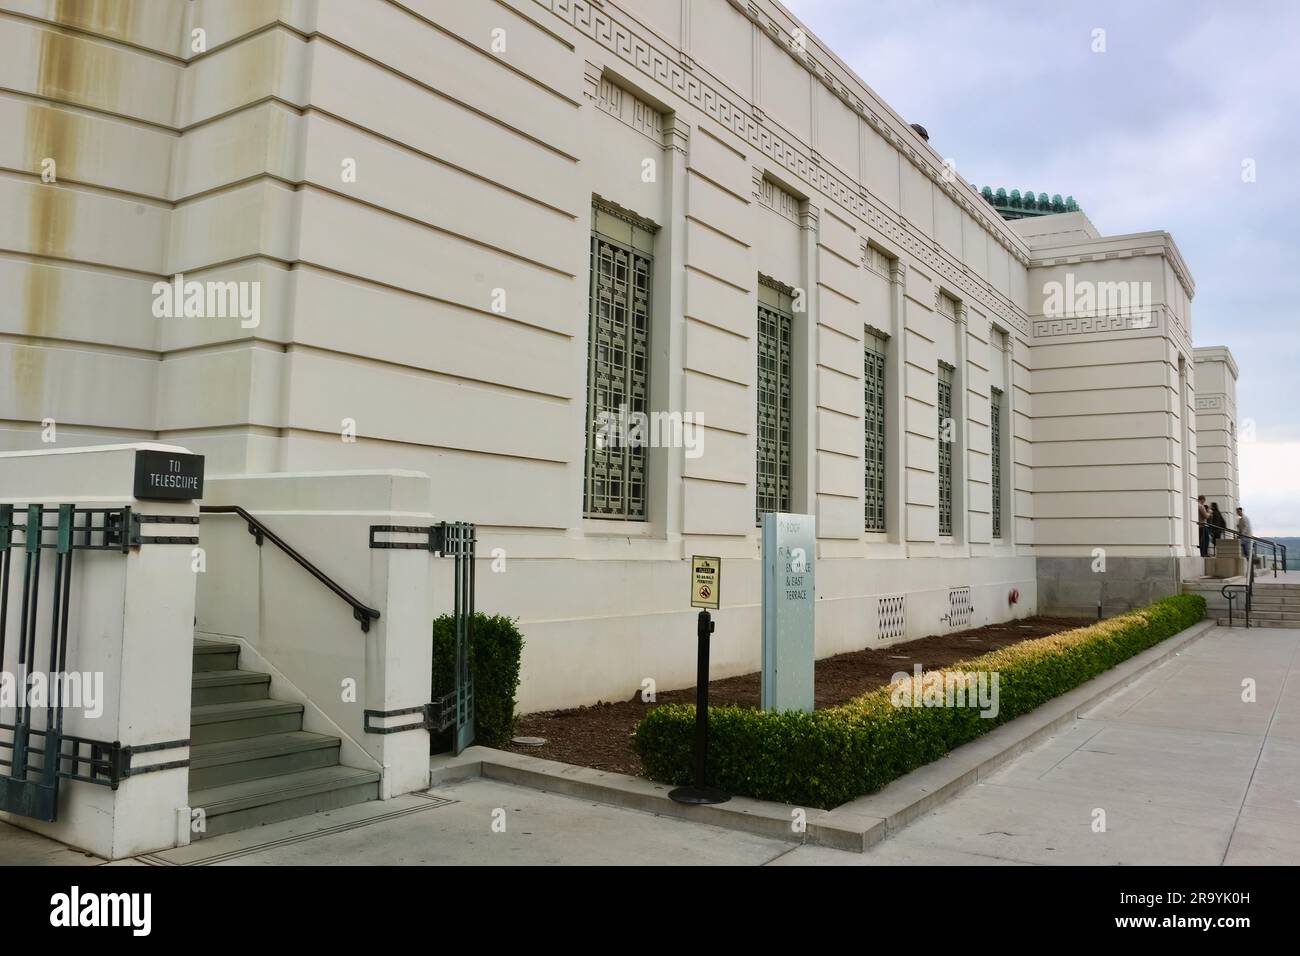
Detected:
[504,616,1092,777]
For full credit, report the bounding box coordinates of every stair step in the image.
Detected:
[1217,619,1300,629]
[188,765,381,839]
[1227,613,1300,622]
[193,639,240,672]
[191,669,271,706]
[191,699,303,744]
[188,731,341,790]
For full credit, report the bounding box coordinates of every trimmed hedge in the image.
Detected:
[634,594,1205,808]
[431,612,524,750]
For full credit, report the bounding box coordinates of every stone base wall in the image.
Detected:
[1037,556,1186,618]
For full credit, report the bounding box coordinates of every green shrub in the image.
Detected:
[634,594,1205,808]
[431,612,524,749]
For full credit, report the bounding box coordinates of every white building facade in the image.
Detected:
[1,0,1230,716]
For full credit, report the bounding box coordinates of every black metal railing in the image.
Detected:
[1197,523,1287,579]
[1218,537,1288,628]
[369,521,477,754]
[1221,571,1251,629]
[200,505,381,633]
[1,504,195,820]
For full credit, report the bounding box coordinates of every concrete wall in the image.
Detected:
[0,0,1207,711]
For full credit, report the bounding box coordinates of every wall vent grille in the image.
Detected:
[947,587,973,629]
[878,595,906,641]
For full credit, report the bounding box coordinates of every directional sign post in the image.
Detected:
[670,556,729,806]
[761,513,816,712]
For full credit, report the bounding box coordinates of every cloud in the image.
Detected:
[785,0,1300,497]
[1239,442,1300,535]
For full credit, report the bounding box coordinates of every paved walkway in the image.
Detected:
[2,625,1296,865]
[777,624,1300,865]
[1,782,795,866]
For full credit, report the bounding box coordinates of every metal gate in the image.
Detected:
[0,504,193,821]
[368,521,476,754]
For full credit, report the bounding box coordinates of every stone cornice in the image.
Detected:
[1030,231,1195,302]
[724,0,1033,260]
[1027,233,1194,353]
[1193,345,1239,380]
[538,0,1031,336]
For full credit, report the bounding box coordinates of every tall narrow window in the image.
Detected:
[584,201,655,519]
[937,363,954,536]
[991,387,1003,539]
[864,330,887,531]
[756,280,793,524]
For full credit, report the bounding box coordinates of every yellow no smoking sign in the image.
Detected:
[691,555,721,610]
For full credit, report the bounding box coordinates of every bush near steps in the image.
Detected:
[431,612,524,750]
[633,594,1206,809]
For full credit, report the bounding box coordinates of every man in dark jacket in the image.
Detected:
[1208,502,1227,553]
[1197,496,1210,557]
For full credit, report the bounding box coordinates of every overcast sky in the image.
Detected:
[784,0,1300,535]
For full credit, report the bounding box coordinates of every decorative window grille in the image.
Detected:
[938,363,954,536]
[877,595,906,641]
[584,201,655,519]
[947,587,973,629]
[756,280,793,525]
[864,332,887,532]
[991,387,1003,539]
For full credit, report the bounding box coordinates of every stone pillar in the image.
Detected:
[956,301,972,548]
[888,259,908,544]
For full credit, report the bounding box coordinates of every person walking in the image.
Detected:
[1236,506,1253,561]
[1209,502,1226,553]
[1197,495,1211,557]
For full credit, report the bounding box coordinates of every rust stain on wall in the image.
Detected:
[34,18,123,113]
[13,6,129,406]
[49,0,134,44]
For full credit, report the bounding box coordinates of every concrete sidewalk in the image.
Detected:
[775,625,1300,865]
[1,782,797,866]
[2,625,1295,865]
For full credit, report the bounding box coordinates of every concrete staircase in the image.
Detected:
[1183,578,1300,629]
[189,638,380,838]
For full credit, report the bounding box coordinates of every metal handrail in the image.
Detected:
[199,505,381,633]
[1220,583,1246,627]
[1197,522,1287,579]
[1219,540,1264,629]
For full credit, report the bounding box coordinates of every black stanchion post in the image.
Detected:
[669,609,730,805]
